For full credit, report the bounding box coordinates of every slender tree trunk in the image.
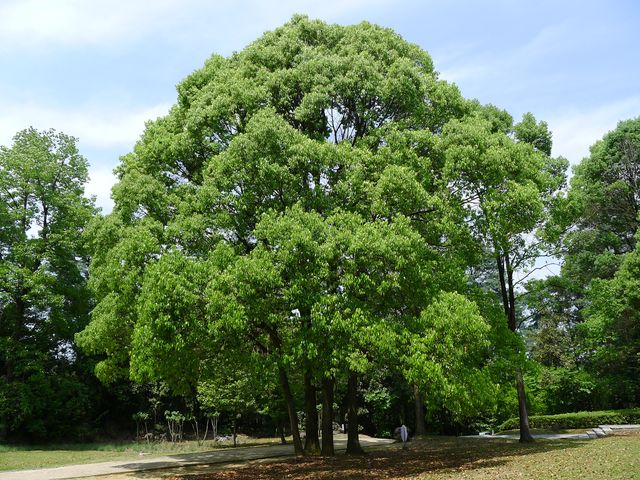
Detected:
[192,412,200,444]
[303,371,321,454]
[495,254,510,323]
[505,254,517,332]
[413,385,426,437]
[232,415,237,447]
[203,416,209,442]
[498,251,534,443]
[279,424,287,444]
[279,366,304,455]
[345,371,364,454]
[516,371,534,443]
[321,377,335,456]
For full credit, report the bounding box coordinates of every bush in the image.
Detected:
[535,368,600,414]
[497,408,640,432]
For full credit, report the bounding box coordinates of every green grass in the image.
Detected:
[0,435,281,472]
[496,428,589,435]
[3,433,640,479]
[415,432,640,479]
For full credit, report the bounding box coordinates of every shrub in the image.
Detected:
[497,408,640,431]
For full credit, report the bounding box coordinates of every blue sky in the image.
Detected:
[1,0,639,212]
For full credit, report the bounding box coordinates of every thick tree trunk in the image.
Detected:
[321,377,335,456]
[413,385,426,437]
[345,371,364,454]
[516,371,535,443]
[303,371,321,455]
[278,366,304,455]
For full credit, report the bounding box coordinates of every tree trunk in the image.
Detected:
[203,417,209,442]
[279,366,304,455]
[232,415,237,447]
[495,254,511,324]
[345,371,364,454]
[516,370,535,443]
[413,385,426,437]
[499,252,534,443]
[212,415,218,439]
[279,424,287,444]
[505,254,517,332]
[304,371,321,455]
[321,377,335,456]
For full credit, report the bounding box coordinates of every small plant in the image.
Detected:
[132,412,149,440]
[165,411,186,442]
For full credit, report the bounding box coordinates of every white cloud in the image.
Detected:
[0,0,187,49]
[0,101,170,149]
[438,22,579,98]
[85,166,117,213]
[0,0,394,50]
[547,96,640,166]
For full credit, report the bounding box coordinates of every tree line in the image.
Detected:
[1,16,638,449]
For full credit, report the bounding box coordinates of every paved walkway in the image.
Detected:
[469,424,640,441]
[0,434,395,480]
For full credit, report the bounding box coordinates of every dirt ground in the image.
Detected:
[165,432,640,480]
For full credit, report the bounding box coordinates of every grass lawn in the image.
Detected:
[166,431,640,480]
[0,435,281,472]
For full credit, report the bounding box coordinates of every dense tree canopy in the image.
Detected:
[0,128,96,440]
[75,16,536,452]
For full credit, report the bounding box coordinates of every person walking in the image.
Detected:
[400,424,408,449]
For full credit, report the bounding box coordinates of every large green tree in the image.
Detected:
[77,16,537,453]
[0,128,96,440]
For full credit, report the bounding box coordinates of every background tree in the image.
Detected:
[0,128,96,440]
[441,110,567,441]
[526,116,640,414]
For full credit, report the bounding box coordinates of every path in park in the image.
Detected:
[5,426,640,480]
[0,434,396,480]
[470,424,640,441]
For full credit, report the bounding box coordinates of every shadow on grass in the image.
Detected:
[121,437,590,480]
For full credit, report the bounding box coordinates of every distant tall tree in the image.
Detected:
[0,128,95,440]
[441,110,567,442]
[563,116,640,287]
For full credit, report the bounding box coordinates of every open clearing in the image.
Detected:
[2,432,638,480]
